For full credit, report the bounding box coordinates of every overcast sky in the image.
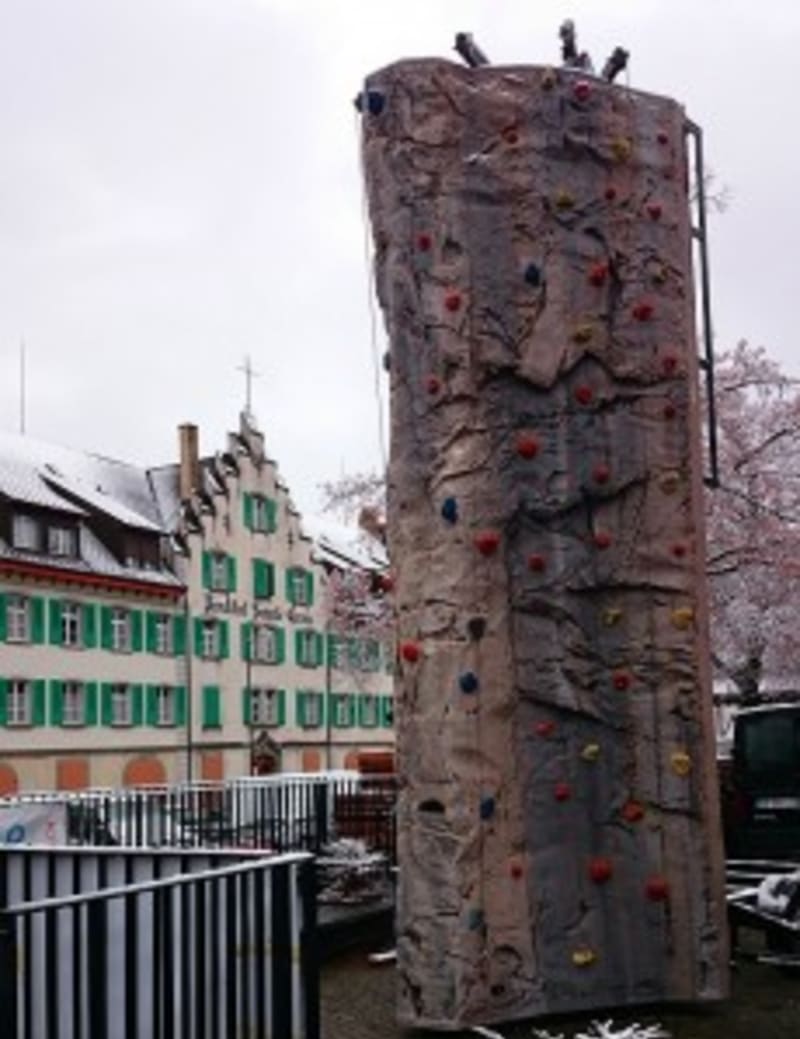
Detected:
[0,0,797,515]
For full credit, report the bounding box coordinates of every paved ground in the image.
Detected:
[321,936,800,1039]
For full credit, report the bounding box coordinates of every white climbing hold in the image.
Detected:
[576,1021,671,1039]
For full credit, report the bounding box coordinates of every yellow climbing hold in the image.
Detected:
[581,742,601,762]
[652,264,668,285]
[573,323,594,344]
[611,136,632,162]
[659,471,681,495]
[670,606,694,630]
[542,67,557,90]
[603,607,623,626]
[671,751,692,776]
[572,948,596,967]
[555,188,575,209]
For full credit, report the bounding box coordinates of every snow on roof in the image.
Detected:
[304,514,388,571]
[0,457,87,515]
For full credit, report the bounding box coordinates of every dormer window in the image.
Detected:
[12,514,40,551]
[48,525,77,557]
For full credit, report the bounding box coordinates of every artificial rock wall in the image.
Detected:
[360,59,728,1028]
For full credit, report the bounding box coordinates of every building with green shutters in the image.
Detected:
[0,413,393,794]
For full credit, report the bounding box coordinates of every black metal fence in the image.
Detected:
[0,848,319,1039]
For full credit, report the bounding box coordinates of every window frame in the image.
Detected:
[154,613,172,656]
[253,624,278,664]
[209,552,229,592]
[111,607,131,653]
[48,524,78,558]
[6,595,31,643]
[251,687,280,726]
[201,620,220,659]
[110,683,132,727]
[7,679,32,726]
[62,601,82,648]
[360,694,379,727]
[61,681,85,727]
[12,514,40,551]
[291,569,309,606]
[154,685,176,727]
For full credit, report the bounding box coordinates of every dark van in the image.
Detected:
[725,704,800,859]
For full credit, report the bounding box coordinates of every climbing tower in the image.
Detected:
[359,59,728,1027]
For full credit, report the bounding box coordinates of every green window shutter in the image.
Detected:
[329,693,340,729]
[227,556,237,593]
[0,594,6,642]
[366,639,380,672]
[145,611,158,653]
[201,550,212,589]
[30,597,45,644]
[275,627,286,664]
[0,679,7,725]
[348,694,357,727]
[173,615,186,657]
[101,683,114,725]
[347,637,360,671]
[243,492,254,531]
[242,687,252,725]
[219,620,230,660]
[327,634,340,669]
[295,629,304,666]
[193,618,204,657]
[267,563,276,598]
[145,685,159,726]
[100,606,113,650]
[241,621,252,661]
[33,680,46,726]
[131,610,143,652]
[286,568,296,605]
[82,604,97,649]
[84,682,98,726]
[277,689,286,726]
[296,690,306,727]
[202,686,221,728]
[305,571,315,606]
[49,600,63,646]
[131,684,144,726]
[381,696,394,728]
[314,632,324,667]
[267,498,278,533]
[317,692,326,728]
[253,560,268,599]
[175,686,187,726]
[50,680,64,726]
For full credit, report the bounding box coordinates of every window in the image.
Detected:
[383,697,394,727]
[111,684,132,726]
[332,694,351,727]
[48,525,77,557]
[6,596,30,642]
[290,569,309,606]
[201,620,220,659]
[327,634,345,670]
[111,608,131,652]
[12,514,39,551]
[252,496,273,533]
[154,614,172,655]
[299,691,323,727]
[7,680,31,726]
[359,694,379,727]
[210,553,229,592]
[296,628,321,668]
[251,688,281,726]
[61,681,84,726]
[253,625,279,664]
[154,686,176,726]
[62,602,82,648]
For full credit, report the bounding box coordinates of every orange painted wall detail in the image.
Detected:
[123,756,167,788]
[56,758,90,791]
[302,749,321,773]
[0,763,19,796]
[201,751,225,782]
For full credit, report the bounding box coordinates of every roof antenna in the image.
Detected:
[454,32,490,68]
[19,337,26,435]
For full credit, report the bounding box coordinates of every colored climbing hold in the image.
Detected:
[378,573,394,594]
[662,354,679,375]
[459,671,480,694]
[416,232,432,252]
[355,89,385,116]
[670,606,695,630]
[382,351,391,372]
[541,68,556,90]
[604,185,617,201]
[647,202,663,221]
[593,530,612,550]
[633,301,654,322]
[592,462,611,485]
[555,188,575,209]
[660,472,680,494]
[663,401,677,420]
[588,262,609,287]
[612,669,632,691]
[671,542,687,559]
[572,948,596,967]
[466,908,485,931]
[574,385,593,406]
[581,742,601,762]
[399,641,421,663]
[657,131,670,146]
[502,126,519,145]
[652,265,668,285]
[611,136,632,162]
[589,857,613,884]
[444,291,462,313]
[441,497,458,524]
[645,876,670,903]
[479,796,496,820]
[474,530,501,556]
[524,262,542,287]
[554,782,572,802]
[425,374,442,395]
[622,800,645,823]
[573,80,591,102]
[535,720,556,738]
[527,553,546,573]
[573,323,594,344]
[509,859,524,880]
[467,617,486,641]
[516,432,540,459]
[603,607,623,626]
[671,751,691,776]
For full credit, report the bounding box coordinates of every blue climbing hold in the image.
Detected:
[524,262,542,287]
[441,497,458,523]
[459,671,479,694]
[479,796,496,820]
[466,907,485,931]
[355,89,386,116]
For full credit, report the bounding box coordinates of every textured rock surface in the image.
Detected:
[360,59,728,1029]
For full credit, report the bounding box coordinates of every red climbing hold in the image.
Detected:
[663,401,677,420]
[593,530,612,550]
[527,553,546,573]
[573,80,591,102]
[588,262,609,287]
[535,720,556,738]
[574,385,594,406]
[445,291,462,313]
[417,233,432,252]
[645,876,670,903]
[378,573,394,593]
[647,202,663,221]
[425,375,442,395]
[662,354,679,375]
[671,543,687,559]
[510,860,524,880]
[657,131,669,146]
[502,127,519,145]
[475,530,501,556]
[554,782,572,802]
[399,641,420,663]
[633,301,654,322]
[516,433,540,459]
[612,670,632,691]
[622,800,645,823]
[604,186,617,201]
[592,463,611,485]
[589,857,613,884]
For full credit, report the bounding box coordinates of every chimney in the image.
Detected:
[178,423,200,501]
